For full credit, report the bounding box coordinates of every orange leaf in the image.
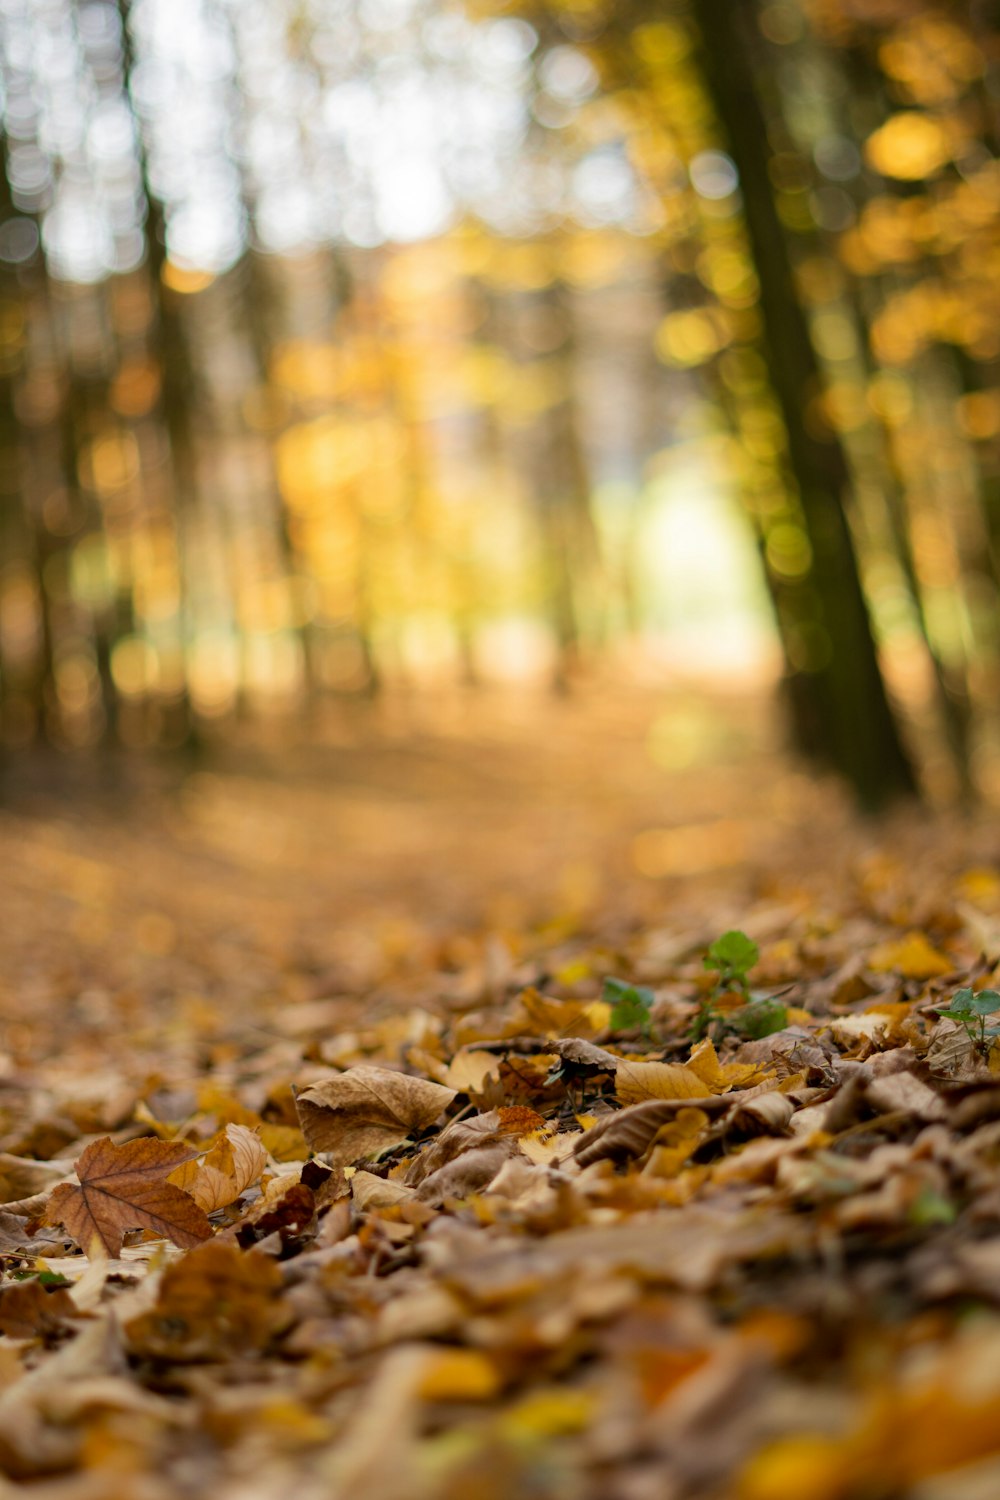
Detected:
[44,1137,213,1256]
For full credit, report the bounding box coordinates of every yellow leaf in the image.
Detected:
[686,1039,765,1092]
[614,1060,707,1106]
[417,1348,500,1402]
[739,1434,849,1500]
[443,1049,500,1093]
[868,931,953,979]
[499,1388,595,1441]
[258,1123,308,1162]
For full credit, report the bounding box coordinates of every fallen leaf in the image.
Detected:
[168,1123,267,1213]
[615,1059,714,1106]
[686,1038,768,1092]
[442,1049,501,1093]
[43,1137,213,1256]
[868,931,954,979]
[294,1067,456,1170]
[0,1281,79,1339]
[575,1098,726,1167]
[416,1144,513,1202]
[404,1110,508,1187]
[124,1240,288,1361]
[350,1171,417,1211]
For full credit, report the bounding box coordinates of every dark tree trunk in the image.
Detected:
[694,0,917,807]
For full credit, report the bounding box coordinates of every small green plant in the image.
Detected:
[604,977,655,1038]
[937,987,1000,1056]
[704,930,759,998]
[693,929,787,1043]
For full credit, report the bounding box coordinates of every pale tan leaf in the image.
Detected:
[442,1049,501,1093]
[351,1171,418,1212]
[169,1124,267,1213]
[295,1067,456,1172]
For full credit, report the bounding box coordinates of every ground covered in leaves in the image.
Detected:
[5,688,1000,1500]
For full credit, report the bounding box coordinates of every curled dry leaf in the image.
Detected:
[404,1110,506,1187]
[416,1144,514,1203]
[168,1123,267,1213]
[351,1171,417,1212]
[43,1137,213,1257]
[726,1091,795,1135]
[574,1097,728,1168]
[295,1066,456,1172]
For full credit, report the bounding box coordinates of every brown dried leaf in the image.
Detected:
[43,1137,213,1257]
[124,1240,287,1361]
[295,1067,456,1171]
[0,1281,79,1339]
[168,1123,267,1213]
[236,1177,316,1248]
[404,1110,506,1187]
[574,1097,727,1167]
[350,1171,418,1212]
[0,1155,73,1205]
[726,1091,796,1135]
[416,1144,515,1203]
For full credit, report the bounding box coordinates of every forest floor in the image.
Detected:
[3,683,1000,1499]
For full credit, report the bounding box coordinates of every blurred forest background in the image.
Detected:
[0,0,998,809]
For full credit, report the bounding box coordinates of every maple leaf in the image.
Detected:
[43,1137,213,1256]
[295,1066,456,1171]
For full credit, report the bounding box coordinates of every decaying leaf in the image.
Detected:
[614,1061,710,1107]
[404,1110,509,1186]
[294,1067,456,1170]
[236,1176,316,1247]
[168,1123,267,1213]
[416,1144,514,1202]
[43,1137,213,1256]
[574,1097,728,1167]
[124,1240,288,1360]
[0,1280,80,1339]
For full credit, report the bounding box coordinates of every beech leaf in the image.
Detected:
[43,1137,213,1256]
[295,1066,456,1171]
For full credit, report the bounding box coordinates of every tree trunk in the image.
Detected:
[694,0,916,807]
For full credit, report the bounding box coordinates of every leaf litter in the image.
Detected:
[10,697,1000,1497]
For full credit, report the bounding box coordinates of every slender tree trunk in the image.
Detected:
[694,0,916,806]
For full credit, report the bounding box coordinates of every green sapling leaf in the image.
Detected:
[943,988,974,1017]
[704,930,759,986]
[604,977,655,1036]
[736,998,789,1040]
